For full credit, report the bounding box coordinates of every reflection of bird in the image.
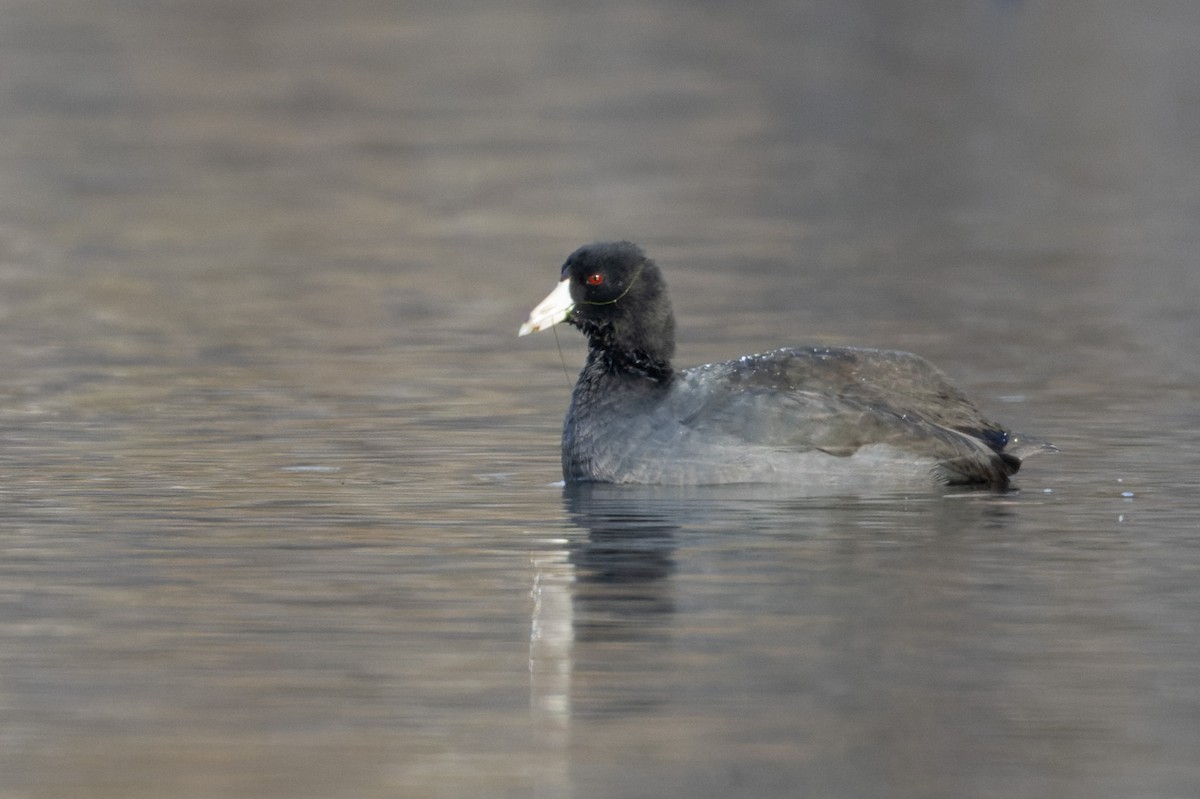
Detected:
[520,241,1052,488]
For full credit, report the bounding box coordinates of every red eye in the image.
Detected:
[586,273,604,286]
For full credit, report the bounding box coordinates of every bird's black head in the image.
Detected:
[560,241,675,377]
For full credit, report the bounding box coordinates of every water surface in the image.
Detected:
[1,1,1198,797]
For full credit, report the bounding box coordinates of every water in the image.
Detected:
[1,1,1199,797]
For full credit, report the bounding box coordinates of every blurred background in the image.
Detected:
[1,1,1198,797]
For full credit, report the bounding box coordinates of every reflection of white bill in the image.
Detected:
[530,539,575,794]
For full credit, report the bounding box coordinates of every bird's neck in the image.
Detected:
[585,345,673,384]
[574,313,675,385]
[577,328,672,385]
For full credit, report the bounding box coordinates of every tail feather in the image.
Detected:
[1005,432,1058,461]
[935,430,1055,489]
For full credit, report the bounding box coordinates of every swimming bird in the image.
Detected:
[519,241,1050,488]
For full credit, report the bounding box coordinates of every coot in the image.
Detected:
[519,241,1050,488]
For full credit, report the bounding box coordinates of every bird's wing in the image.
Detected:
[670,347,1015,481]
